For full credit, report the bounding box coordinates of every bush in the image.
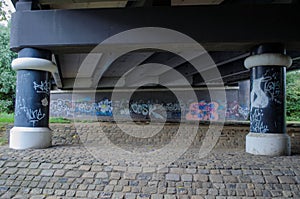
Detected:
[0,25,17,113]
[286,70,300,121]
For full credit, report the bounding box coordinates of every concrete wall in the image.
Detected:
[50,88,250,121]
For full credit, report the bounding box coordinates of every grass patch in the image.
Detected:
[0,137,7,146]
[0,113,14,123]
[49,117,71,124]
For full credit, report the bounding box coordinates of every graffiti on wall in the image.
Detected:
[185,101,220,121]
[50,97,249,121]
[226,101,249,120]
[50,98,113,117]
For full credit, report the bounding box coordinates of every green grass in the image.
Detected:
[0,113,72,124]
[49,117,71,124]
[0,113,14,123]
[0,137,8,146]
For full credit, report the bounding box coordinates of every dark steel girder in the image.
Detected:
[10,4,300,53]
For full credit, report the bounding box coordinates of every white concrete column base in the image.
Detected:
[246,132,290,156]
[9,127,52,150]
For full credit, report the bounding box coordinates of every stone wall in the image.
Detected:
[2,122,299,154]
[48,122,300,154]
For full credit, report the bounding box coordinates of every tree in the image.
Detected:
[286,70,300,121]
[0,24,17,113]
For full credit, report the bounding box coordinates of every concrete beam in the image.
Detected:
[10,4,300,53]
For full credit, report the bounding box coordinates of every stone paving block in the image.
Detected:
[99,191,112,198]
[194,174,208,182]
[82,171,95,178]
[223,176,238,183]
[264,175,279,184]
[17,162,30,168]
[181,174,193,182]
[39,163,52,169]
[151,194,163,199]
[191,196,204,199]
[52,164,64,169]
[278,176,296,184]
[5,162,18,167]
[164,194,177,199]
[78,165,91,171]
[5,168,18,175]
[76,190,88,198]
[96,172,109,179]
[54,189,66,196]
[137,193,151,199]
[250,175,265,183]
[28,195,45,199]
[166,173,180,181]
[66,190,76,197]
[110,172,121,180]
[196,188,207,195]
[125,193,136,199]
[65,170,82,178]
[40,170,54,177]
[209,175,223,183]
[112,192,124,198]
[124,172,137,180]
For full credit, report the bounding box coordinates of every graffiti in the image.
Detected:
[263,69,281,104]
[50,98,113,117]
[25,108,46,126]
[226,101,249,120]
[41,98,49,107]
[94,99,113,116]
[250,109,269,133]
[251,77,269,110]
[50,95,250,121]
[15,97,46,126]
[185,101,219,121]
[33,80,51,94]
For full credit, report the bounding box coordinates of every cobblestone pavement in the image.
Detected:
[0,123,300,198]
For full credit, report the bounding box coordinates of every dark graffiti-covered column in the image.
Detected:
[10,48,56,149]
[244,44,292,156]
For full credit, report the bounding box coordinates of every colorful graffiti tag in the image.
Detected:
[50,97,249,121]
[185,101,220,121]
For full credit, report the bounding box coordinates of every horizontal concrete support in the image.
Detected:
[10,5,300,53]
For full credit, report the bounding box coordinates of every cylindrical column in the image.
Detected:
[244,43,292,156]
[10,48,56,149]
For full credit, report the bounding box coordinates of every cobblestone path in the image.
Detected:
[0,122,300,198]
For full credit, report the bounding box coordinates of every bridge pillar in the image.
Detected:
[10,48,56,149]
[244,43,292,156]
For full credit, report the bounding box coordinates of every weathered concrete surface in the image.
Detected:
[0,122,299,198]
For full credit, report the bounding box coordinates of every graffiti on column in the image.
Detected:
[263,69,281,104]
[251,77,269,110]
[15,97,46,127]
[250,68,282,133]
[250,109,269,133]
[33,80,51,95]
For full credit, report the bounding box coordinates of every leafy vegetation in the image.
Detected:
[286,70,300,121]
[0,24,17,113]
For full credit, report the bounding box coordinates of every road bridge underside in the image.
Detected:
[8,1,300,155]
[10,4,300,89]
